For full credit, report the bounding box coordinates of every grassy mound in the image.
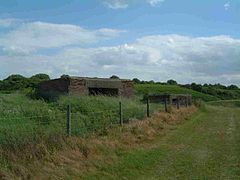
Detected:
[135,84,219,102]
[208,100,240,108]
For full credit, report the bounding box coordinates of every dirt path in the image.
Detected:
[84,106,240,179]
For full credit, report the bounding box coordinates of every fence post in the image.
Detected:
[119,101,123,126]
[177,97,180,109]
[147,97,150,117]
[189,97,192,106]
[169,95,173,106]
[67,104,71,136]
[164,97,168,112]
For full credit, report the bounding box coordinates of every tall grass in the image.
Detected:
[0,93,65,147]
[0,93,161,145]
[208,100,240,108]
[54,95,148,136]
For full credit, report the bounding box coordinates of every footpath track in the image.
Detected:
[84,105,240,179]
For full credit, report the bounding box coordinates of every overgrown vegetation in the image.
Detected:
[0,74,240,178]
[0,74,239,148]
[0,103,197,179]
[0,93,163,147]
[0,74,50,92]
[0,93,64,147]
[0,92,153,178]
[181,83,240,100]
[135,84,219,102]
[1,74,239,101]
[133,78,240,100]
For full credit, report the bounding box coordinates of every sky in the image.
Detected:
[0,0,240,85]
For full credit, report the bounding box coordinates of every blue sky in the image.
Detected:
[0,0,240,85]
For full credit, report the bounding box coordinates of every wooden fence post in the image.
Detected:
[67,104,71,136]
[177,97,180,109]
[189,97,192,106]
[169,95,173,106]
[119,101,123,126]
[147,97,150,117]
[164,97,168,112]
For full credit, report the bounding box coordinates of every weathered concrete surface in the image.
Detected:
[38,77,134,98]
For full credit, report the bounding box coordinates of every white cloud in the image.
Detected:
[104,0,128,9]
[224,2,230,10]
[104,0,165,9]
[1,34,239,85]
[0,21,124,55]
[147,0,165,7]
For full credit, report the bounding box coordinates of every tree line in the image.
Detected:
[131,77,240,100]
[0,74,239,100]
[132,78,239,90]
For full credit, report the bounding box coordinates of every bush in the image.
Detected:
[0,73,50,91]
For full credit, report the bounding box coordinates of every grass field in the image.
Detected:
[2,101,237,179]
[135,84,219,102]
[1,90,239,179]
[81,101,240,179]
[208,99,240,107]
[0,93,164,146]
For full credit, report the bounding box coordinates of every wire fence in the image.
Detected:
[0,99,189,146]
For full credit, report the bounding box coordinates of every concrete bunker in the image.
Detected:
[88,87,119,96]
[38,76,134,99]
[147,94,192,106]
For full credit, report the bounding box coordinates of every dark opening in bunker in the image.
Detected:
[88,88,119,96]
[172,98,178,105]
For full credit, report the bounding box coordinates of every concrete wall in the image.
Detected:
[39,78,70,93]
[120,80,134,98]
[86,79,121,89]
[69,78,134,98]
[38,77,134,98]
[69,78,88,95]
